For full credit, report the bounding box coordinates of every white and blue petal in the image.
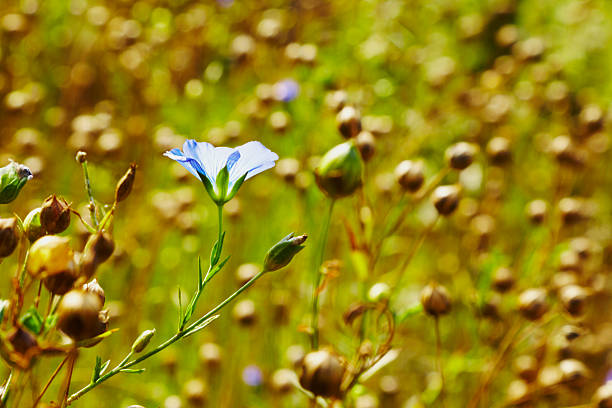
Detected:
[228,141,279,186]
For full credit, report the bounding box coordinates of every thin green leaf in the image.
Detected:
[91,356,102,383]
[76,328,119,348]
[210,231,226,267]
[397,303,423,323]
[177,286,183,330]
[184,315,219,338]
[204,255,230,286]
[99,360,110,376]
[119,368,145,374]
[198,257,203,288]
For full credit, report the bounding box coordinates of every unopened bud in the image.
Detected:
[115,163,137,203]
[432,185,462,216]
[0,160,33,204]
[0,218,19,258]
[263,233,307,272]
[394,160,424,192]
[23,208,44,243]
[40,195,71,234]
[75,151,88,163]
[421,282,452,317]
[131,329,156,353]
[315,141,363,198]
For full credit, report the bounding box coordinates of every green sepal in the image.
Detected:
[215,166,230,203]
[225,172,247,202]
[210,231,225,266]
[199,172,220,203]
[19,306,43,334]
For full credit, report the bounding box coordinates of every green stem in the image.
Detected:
[217,204,223,248]
[81,161,98,227]
[310,199,335,350]
[0,370,13,407]
[66,269,268,405]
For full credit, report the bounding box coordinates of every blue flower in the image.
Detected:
[164,140,278,205]
[274,79,300,102]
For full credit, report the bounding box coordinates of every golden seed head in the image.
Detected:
[56,289,106,342]
[299,349,345,399]
[0,217,19,258]
[336,106,362,139]
[518,288,548,321]
[420,282,452,317]
[40,195,71,234]
[394,160,424,192]
[432,185,462,216]
[445,142,478,170]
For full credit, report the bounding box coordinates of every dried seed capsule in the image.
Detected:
[23,208,44,243]
[81,232,115,279]
[115,163,137,203]
[569,237,593,260]
[275,158,300,183]
[593,382,612,408]
[336,106,361,139]
[315,141,363,199]
[518,288,548,321]
[26,236,75,286]
[82,279,105,304]
[559,359,590,387]
[355,131,376,161]
[550,135,585,167]
[198,342,222,369]
[420,283,452,317]
[492,267,515,293]
[299,350,345,399]
[560,324,583,341]
[394,160,424,192]
[40,195,71,234]
[56,290,105,341]
[526,199,548,224]
[75,150,88,163]
[558,198,586,225]
[271,368,296,394]
[0,217,19,258]
[325,90,347,112]
[559,285,588,317]
[183,378,207,407]
[486,136,511,165]
[481,293,501,319]
[506,379,531,405]
[233,299,256,326]
[431,185,462,216]
[514,355,539,383]
[445,142,478,170]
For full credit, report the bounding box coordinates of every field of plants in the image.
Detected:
[1,0,612,407]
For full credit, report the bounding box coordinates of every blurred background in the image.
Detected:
[1,0,612,407]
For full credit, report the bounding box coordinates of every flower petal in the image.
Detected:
[163,149,202,181]
[229,141,279,184]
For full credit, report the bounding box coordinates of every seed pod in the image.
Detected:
[506,379,531,405]
[367,282,391,302]
[81,232,115,279]
[394,160,424,192]
[7,326,38,356]
[550,135,585,167]
[0,217,19,258]
[233,299,256,326]
[183,378,207,406]
[82,279,105,304]
[492,267,515,293]
[271,368,296,394]
[559,359,590,387]
[486,136,511,165]
[27,235,74,279]
[558,198,586,225]
[518,288,548,321]
[315,141,363,199]
[115,163,137,203]
[336,106,361,139]
[275,158,300,183]
[569,237,593,260]
[75,150,88,163]
[56,290,105,342]
[445,142,478,170]
[420,283,452,317]
[559,285,588,317]
[40,195,71,234]
[560,324,583,341]
[198,342,222,369]
[432,185,462,216]
[23,207,44,243]
[526,199,548,224]
[299,350,345,399]
[514,355,539,383]
[325,90,348,112]
[593,382,612,408]
[355,131,375,161]
[481,293,501,319]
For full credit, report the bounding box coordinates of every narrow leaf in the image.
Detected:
[119,368,145,374]
[91,356,102,383]
[184,315,219,338]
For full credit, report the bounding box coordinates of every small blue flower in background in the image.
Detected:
[164,140,278,205]
[242,365,263,387]
[606,368,612,383]
[274,79,300,102]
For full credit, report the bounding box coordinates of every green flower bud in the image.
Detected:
[315,141,363,199]
[131,328,156,353]
[23,208,44,243]
[0,160,33,204]
[264,233,307,272]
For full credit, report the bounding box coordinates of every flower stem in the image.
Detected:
[310,199,335,350]
[217,204,223,246]
[80,161,98,227]
[66,269,268,405]
[434,316,446,408]
[0,370,13,407]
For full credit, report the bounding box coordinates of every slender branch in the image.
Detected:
[80,161,98,227]
[33,354,70,407]
[0,370,13,407]
[434,317,446,408]
[310,199,335,350]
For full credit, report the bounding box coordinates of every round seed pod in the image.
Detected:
[27,236,78,294]
[514,355,539,383]
[233,299,256,326]
[593,382,612,408]
[420,283,452,317]
[23,208,45,243]
[299,350,345,399]
[271,368,296,394]
[518,288,548,321]
[579,104,604,135]
[183,378,207,407]
[550,135,585,167]
[569,237,593,260]
[394,160,424,192]
[43,265,79,295]
[82,279,105,304]
[559,249,581,273]
[0,217,19,258]
[40,195,71,234]
[431,185,462,216]
[7,326,38,357]
[355,131,376,161]
[526,199,548,224]
[336,106,361,139]
[481,293,501,319]
[558,198,586,225]
[559,359,590,387]
[325,90,348,112]
[486,136,511,165]
[198,342,222,369]
[275,158,300,183]
[492,267,515,293]
[315,141,363,199]
[559,285,588,317]
[56,290,105,342]
[506,379,531,405]
[537,365,563,395]
[231,34,255,61]
[81,232,115,279]
[560,324,583,341]
[445,142,478,170]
